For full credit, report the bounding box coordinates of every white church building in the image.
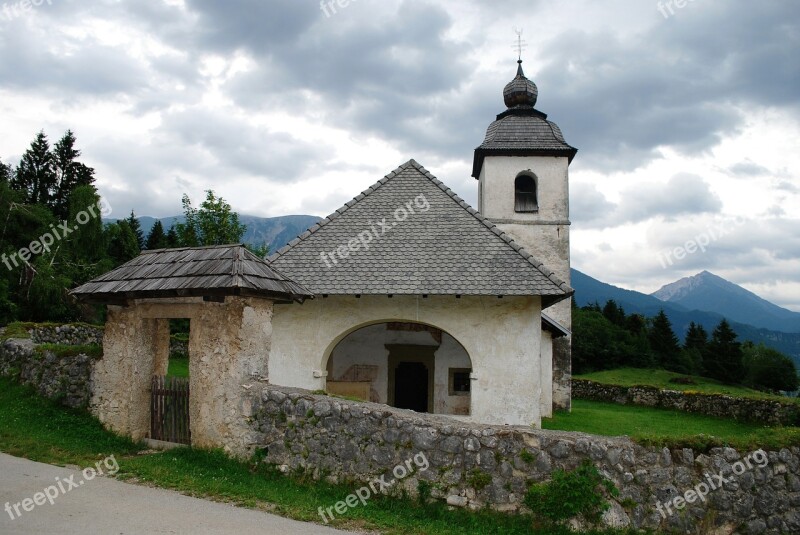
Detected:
[74,60,577,447]
[267,58,577,426]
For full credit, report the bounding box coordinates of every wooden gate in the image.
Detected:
[150,376,190,445]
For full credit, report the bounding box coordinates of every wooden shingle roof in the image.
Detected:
[71,244,312,304]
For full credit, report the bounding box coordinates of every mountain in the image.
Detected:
[129,214,322,255]
[571,269,800,367]
[652,271,800,333]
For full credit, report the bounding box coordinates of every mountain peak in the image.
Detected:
[652,272,800,332]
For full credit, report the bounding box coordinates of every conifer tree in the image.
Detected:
[145,220,168,250]
[127,210,144,250]
[704,319,745,384]
[11,131,55,206]
[648,310,681,370]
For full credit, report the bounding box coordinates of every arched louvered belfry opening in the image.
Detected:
[514,173,538,212]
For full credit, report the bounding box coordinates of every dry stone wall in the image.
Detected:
[0,336,99,408]
[573,379,800,427]
[250,385,800,534]
[30,324,104,346]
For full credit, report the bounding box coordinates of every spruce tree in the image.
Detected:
[0,158,11,184]
[127,210,144,250]
[648,310,681,370]
[165,225,180,248]
[145,220,168,250]
[704,319,745,384]
[52,130,95,220]
[11,131,55,206]
[684,322,708,351]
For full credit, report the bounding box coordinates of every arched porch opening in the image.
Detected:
[324,321,472,416]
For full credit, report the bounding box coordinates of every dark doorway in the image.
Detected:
[387,344,435,413]
[393,362,429,412]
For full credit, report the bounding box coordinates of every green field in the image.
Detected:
[543,399,800,451]
[576,367,796,402]
[167,356,190,378]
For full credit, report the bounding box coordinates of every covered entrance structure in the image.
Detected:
[71,245,311,451]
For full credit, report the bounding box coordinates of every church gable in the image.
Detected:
[268,160,572,304]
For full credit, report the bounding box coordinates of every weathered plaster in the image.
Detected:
[91,307,169,440]
[540,331,553,418]
[90,296,273,457]
[478,154,572,411]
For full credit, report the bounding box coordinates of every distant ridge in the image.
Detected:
[652,271,800,333]
[127,214,322,256]
[571,268,800,366]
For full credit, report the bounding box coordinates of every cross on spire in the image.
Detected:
[513,28,527,61]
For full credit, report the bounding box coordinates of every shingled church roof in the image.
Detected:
[71,244,311,304]
[268,160,572,306]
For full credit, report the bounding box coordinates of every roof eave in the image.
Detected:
[71,286,314,305]
[472,147,579,178]
[542,312,572,338]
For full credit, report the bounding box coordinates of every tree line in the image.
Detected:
[573,300,799,393]
[1,130,249,325]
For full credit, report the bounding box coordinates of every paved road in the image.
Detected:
[0,453,359,534]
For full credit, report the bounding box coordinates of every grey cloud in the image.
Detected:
[616,173,722,224]
[728,160,771,177]
[571,183,617,226]
[157,108,332,182]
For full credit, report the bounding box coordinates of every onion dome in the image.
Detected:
[503,60,538,108]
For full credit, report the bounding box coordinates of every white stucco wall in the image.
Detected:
[477,154,571,321]
[540,331,553,418]
[477,154,573,410]
[270,295,543,426]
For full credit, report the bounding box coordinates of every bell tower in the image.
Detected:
[473,59,577,410]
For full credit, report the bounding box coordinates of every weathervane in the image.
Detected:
[513,27,527,61]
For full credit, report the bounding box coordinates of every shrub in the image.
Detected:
[524,460,617,523]
[466,469,492,490]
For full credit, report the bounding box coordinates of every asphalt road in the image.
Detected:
[0,453,359,534]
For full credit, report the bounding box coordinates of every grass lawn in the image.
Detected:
[0,377,633,535]
[167,355,189,378]
[0,377,142,466]
[543,399,800,451]
[576,367,796,403]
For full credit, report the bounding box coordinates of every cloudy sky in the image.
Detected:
[1,0,798,309]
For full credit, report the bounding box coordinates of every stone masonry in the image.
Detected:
[0,333,100,409]
[250,385,800,534]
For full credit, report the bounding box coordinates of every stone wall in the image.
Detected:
[0,337,98,408]
[250,385,800,534]
[30,324,104,346]
[573,379,800,427]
